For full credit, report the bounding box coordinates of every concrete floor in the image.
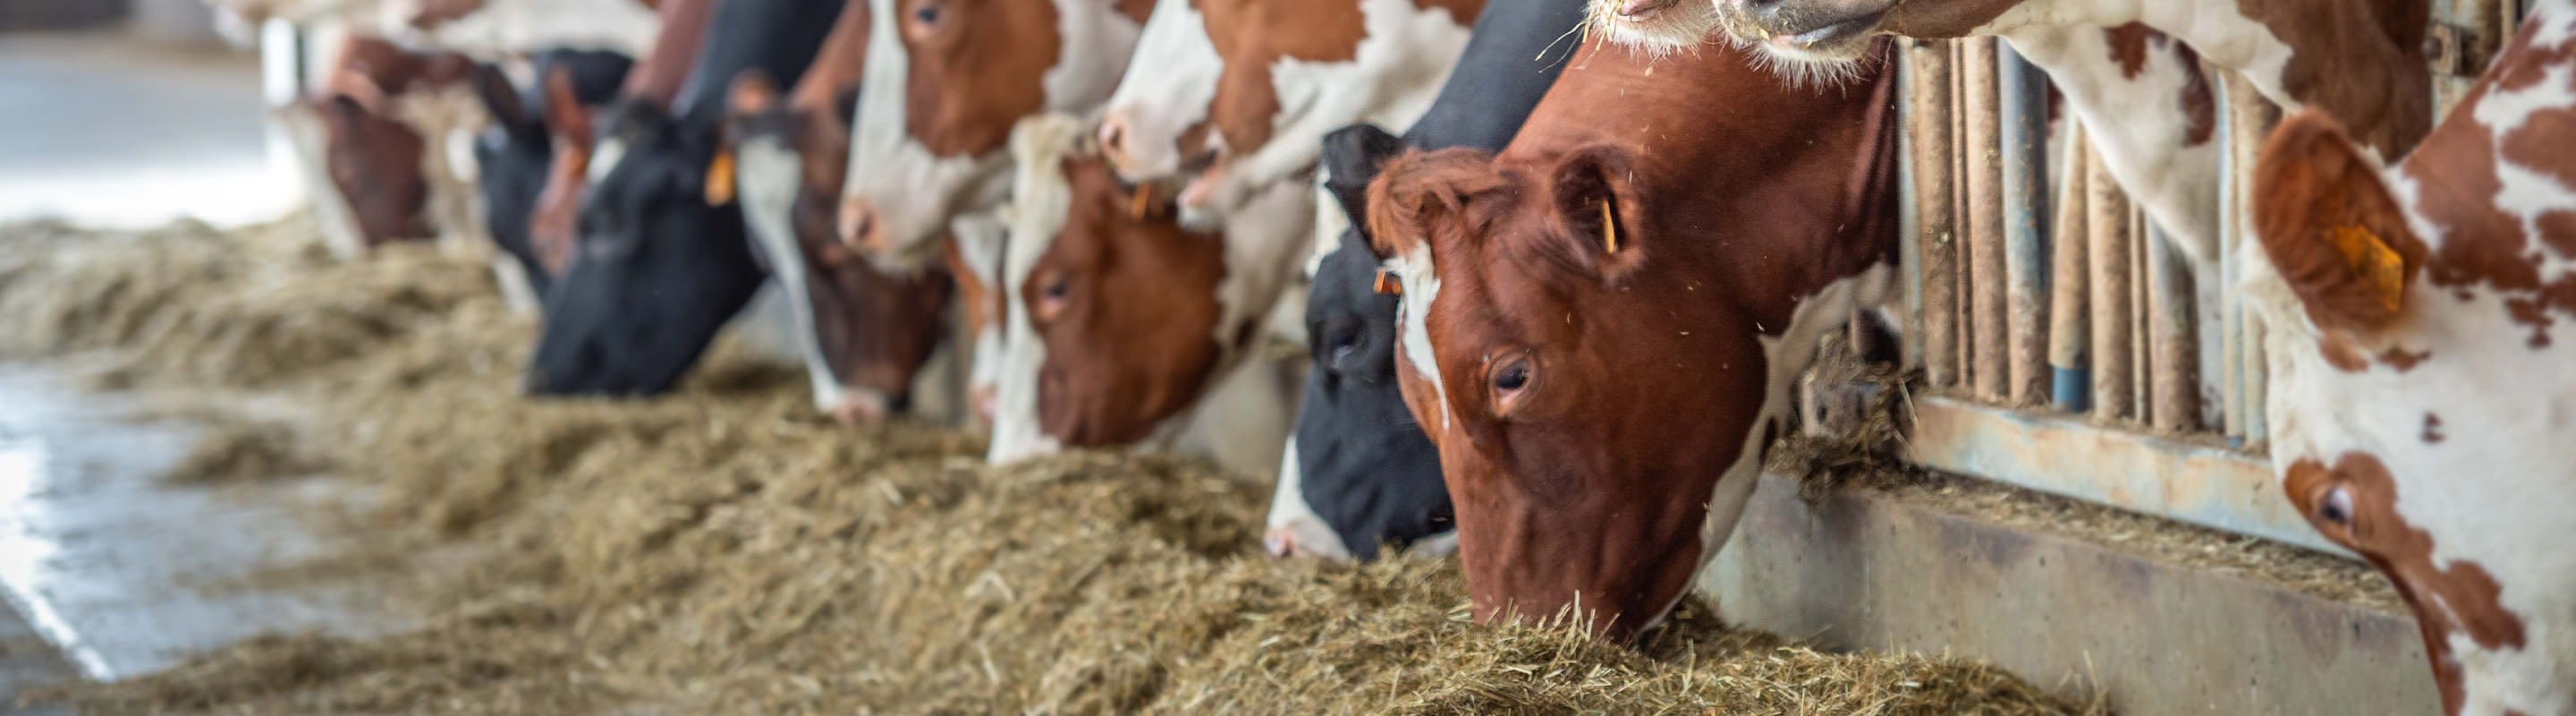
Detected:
[0,30,296,227]
[0,608,74,716]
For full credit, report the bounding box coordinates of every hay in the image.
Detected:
[4,215,2100,715]
[160,421,335,486]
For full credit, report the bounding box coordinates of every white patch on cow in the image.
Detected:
[376,0,660,59]
[1169,354,1298,481]
[586,138,627,185]
[388,83,491,258]
[274,101,370,260]
[1385,244,1450,430]
[1308,179,1347,279]
[1689,262,1896,598]
[2241,30,2576,705]
[2477,61,2576,140]
[735,136,847,413]
[986,115,1087,465]
[1099,0,1223,182]
[2003,27,2220,267]
[951,212,1011,428]
[1182,0,1475,220]
[1263,436,1355,558]
[1402,529,1459,558]
[845,0,1144,272]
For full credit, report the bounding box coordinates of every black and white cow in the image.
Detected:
[524,0,847,396]
[1263,0,1587,560]
[469,49,634,308]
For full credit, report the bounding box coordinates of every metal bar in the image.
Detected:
[2086,146,2134,422]
[2048,119,2091,413]
[1963,38,2009,401]
[2131,207,2152,424]
[2224,72,2280,448]
[1909,39,1959,388]
[1952,40,1976,390]
[1999,43,2050,406]
[2148,223,2202,432]
[1904,396,2358,557]
[2217,63,2246,444]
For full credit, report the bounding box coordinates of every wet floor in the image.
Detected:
[0,366,409,684]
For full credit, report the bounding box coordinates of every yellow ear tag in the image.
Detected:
[2326,225,2406,313]
[1374,268,1402,295]
[704,149,737,206]
[1599,198,1620,254]
[1129,186,1152,220]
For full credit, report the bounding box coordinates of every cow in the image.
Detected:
[1364,36,1900,639]
[2246,2,2576,712]
[466,49,634,312]
[726,0,959,422]
[982,114,1308,481]
[523,0,844,396]
[1091,0,1485,228]
[1594,0,2431,272]
[1263,0,1587,562]
[831,0,1158,273]
[276,35,476,259]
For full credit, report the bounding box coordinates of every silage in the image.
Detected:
[2,216,2100,715]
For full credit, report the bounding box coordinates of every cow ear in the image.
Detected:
[1546,145,1649,287]
[1363,148,1500,262]
[540,66,594,148]
[2252,109,2424,334]
[1322,124,1402,231]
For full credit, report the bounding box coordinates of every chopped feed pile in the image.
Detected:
[3,216,2099,715]
[159,420,336,486]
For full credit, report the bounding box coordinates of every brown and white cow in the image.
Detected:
[728,0,962,422]
[984,114,1306,478]
[275,34,478,258]
[1092,0,1484,227]
[1597,0,2428,277]
[833,0,1157,272]
[2247,2,2576,712]
[1366,37,1900,639]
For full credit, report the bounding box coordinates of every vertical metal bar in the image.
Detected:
[2048,119,2091,413]
[1999,42,2051,406]
[2148,223,2201,432]
[1910,39,1960,389]
[1963,38,2009,401]
[2224,72,2281,448]
[1952,40,1976,389]
[2131,207,2152,424]
[2086,146,2134,422]
[2216,63,2246,444]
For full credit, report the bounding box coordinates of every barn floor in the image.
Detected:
[0,30,291,228]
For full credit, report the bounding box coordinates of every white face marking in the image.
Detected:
[733,137,848,412]
[986,115,1085,465]
[1264,435,1358,558]
[1098,0,1222,182]
[585,138,627,185]
[843,0,1145,269]
[1386,244,1450,430]
[275,101,369,260]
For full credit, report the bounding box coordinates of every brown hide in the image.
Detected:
[1365,38,1899,640]
[894,0,1065,158]
[1025,158,1229,447]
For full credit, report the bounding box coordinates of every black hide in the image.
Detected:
[471,49,633,301]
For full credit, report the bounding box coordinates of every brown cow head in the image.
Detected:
[1365,146,1770,641]
[1021,156,1229,448]
[315,92,436,247]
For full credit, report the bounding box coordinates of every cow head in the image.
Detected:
[523,98,767,396]
[470,64,558,299]
[838,0,1152,270]
[1265,124,1454,561]
[314,91,438,250]
[731,72,956,422]
[1365,145,1782,640]
[987,113,1309,464]
[2248,16,2576,704]
[1098,0,1479,225]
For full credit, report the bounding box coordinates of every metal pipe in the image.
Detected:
[2224,72,2281,448]
[2048,120,2091,413]
[2000,42,2050,406]
[1963,38,2008,401]
[1911,39,1960,389]
[1953,40,1976,389]
[2217,64,2245,444]
[2086,146,2133,422]
[2131,206,2152,423]
[2148,222,2201,432]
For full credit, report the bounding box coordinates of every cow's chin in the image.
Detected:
[1586,0,1726,55]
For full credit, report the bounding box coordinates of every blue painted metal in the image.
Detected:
[1998,44,2050,401]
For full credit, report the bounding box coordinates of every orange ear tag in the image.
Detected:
[1374,268,1402,295]
[2326,225,2405,313]
[1129,186,1152,220]
[704,149,737,206]
[1599,198,1620,254]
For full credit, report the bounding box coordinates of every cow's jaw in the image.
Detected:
[275,102,372,260]
[1098,0,1223,183]
[1264,435,1356,558]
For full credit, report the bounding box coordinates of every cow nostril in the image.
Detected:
[1263,529,1298,558]
[839,200,877,251]
[1097,118,1126,158]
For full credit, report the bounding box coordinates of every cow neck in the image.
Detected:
[1496,40,1902,334]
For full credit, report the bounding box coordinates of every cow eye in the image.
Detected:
[1033,275,1071,322]
[2317,486,2355,527]
[911,1,943,27]
[1491,358,1530,394]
